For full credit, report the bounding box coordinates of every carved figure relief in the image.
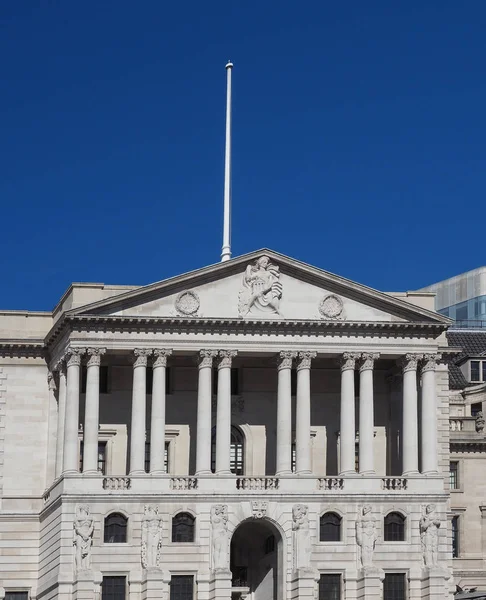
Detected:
[292,503,311,570]
[420,504,441,567]
[211,504,229,571]
[141,505,163,569]
[238,256,283,317]
[476,411,485,433]
[73,504,94,571]
[319,294,344,320]
[174,290,200,317]
[356,505,377,569]
[252,500,268,519]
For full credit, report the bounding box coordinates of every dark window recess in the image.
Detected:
[231,567,248,588]
[318,574,341,600]
[212,368,239,395]
[384,512,406,542]
[145,441,169,473]
[102,576,126,600]
[170,575,194,600]
[291,370,297,396]
[450,461,459,490]
[354,370,360,397]
[104,513,128,543]
[211,425,244,475]
[320,512,342,542]
[264,534,275,554]
[471,402,482,417]
[471,361,480,382]
[146,367,172,395]
[452,516,459,558]
[5,593,29,600]
[81,366,109,393]
[383,573,406,600]
[172,512,195,542]
[79,441,107,474]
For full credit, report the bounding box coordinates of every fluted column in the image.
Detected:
[340,353,359,475]
[421,354,440,474]
[55,361,67,478]
[130,349,151,475]
[359,353,379,474]
[295,351,316,474]
[400,353,421,475]
[150,349,172,474]
[46,371,58,484]
[215,350,237,475]
[196,350,218,475]
[83,348,106,474]
[63,348,85,474]
[276,351,296,476]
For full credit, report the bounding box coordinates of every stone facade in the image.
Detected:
[0,249,458,600]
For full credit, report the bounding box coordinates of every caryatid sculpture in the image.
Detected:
[292,504,311,570]
[420,504,441,568]
[238,255,283,317]
[73,504,94,571]
[211,504,229,571]
[141,505,163,569]
[356,505,377,569]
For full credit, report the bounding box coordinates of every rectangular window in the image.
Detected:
[5,593,29,600]
[79,441,107,474]
[101,576,126,600]
[169,575,194,600]
[449,461,459,489]
[471,402,482,417]
[318,574,341,600]
[81,366,109,393]
[383,573,406,600]
[355,442,359,472]
[145,441,170,473]
[452,516,459,558]
[291,442,296,473]
[471,361,480,382]
[264,534,275,554]
[483,362,486,383]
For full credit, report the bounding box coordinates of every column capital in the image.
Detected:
[153,349,173,368]
[421,353,441,373]
[65,348,86,368]
[198,349,218,369]
[278,351,297,370]
[47,371,57,392]
[359,352,380,372]
[340,352,360,371]
[133,348,152,368]
[218,350,237,369]
[87,347,106,367]
[297,351,317,371]
[398,353,423,373]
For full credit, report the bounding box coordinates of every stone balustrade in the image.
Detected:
[317,477,344,490]
[236,477,279,490]
[381,477,408,491]
[170,477,198,490]
[450,417,477,432]
[102,477,131,491]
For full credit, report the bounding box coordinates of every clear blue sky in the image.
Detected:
[1,2,485,311]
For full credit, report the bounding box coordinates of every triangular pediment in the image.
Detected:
[68,249,450,325]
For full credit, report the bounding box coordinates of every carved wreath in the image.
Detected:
[175,290,200,317]
[319,294,344,320]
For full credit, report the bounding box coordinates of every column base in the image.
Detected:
[422,469,439,475]
[62,469,79,475]
[339,469,357,476]
[82,470,99,476]
[403,469,419,476]
[276,470,292,476]
[359,470,375,475]
[196,470,212,476]
[149,470,167,476]
[296,469,312,475]
[129,470,146,476]
[215,470,232,476]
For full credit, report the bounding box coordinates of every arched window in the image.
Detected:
[104,513,128,543]
[384,512,406,542]
[211,425,245,475]
[320,512,342,542]
[172,512,195,542]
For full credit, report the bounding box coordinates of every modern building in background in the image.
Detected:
[418,267,486,328]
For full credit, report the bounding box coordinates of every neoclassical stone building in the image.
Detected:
[0,249,456,600]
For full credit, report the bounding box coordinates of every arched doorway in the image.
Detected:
[230,518,284,600]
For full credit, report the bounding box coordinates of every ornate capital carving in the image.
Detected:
[153,349,173,368]
[297,351,317,371]
[359,353,380,372]
[198,349,218,369]
[218,350,237,369]
[398,353,423,373]
[87,347,106,368]
[47,371,56,391]
[278,351,297,370]
[421,353,441,373]
[340,352,360,372]
[66,348,85,368]
[133,348,152,368]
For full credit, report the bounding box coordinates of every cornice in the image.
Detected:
[0,340,46,358]
[450,440,486,453]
